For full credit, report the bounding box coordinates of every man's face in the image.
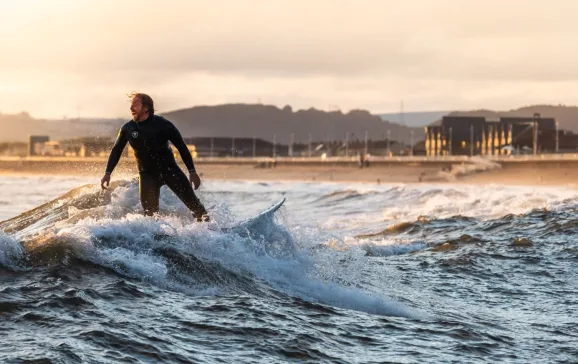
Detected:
[130,96,148,121]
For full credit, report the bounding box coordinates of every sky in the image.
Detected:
[1,0,578,118]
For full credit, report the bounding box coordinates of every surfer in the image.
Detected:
[100,93,209,222]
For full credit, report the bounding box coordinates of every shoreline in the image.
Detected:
[2,157,578,186]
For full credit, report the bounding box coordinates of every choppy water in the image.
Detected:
[1,174,578,363]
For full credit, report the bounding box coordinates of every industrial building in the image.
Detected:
[424,114,578,156]
[28,135,50,156]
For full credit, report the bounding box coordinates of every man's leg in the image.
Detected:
[162,169,209,221]
[139,173,161,216]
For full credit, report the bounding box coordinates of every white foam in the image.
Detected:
[361,240,428,257]
[0,231,24,270]
[385,184,577,222]
[437,157,501,181]
[20,180,416,317]
[11,177,576,318]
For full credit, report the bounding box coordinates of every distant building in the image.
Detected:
[28,135,50,156]
[424,115,578,156]
[42,141,64,156]
[0,142,27,157]
[169,144,197,159]
[79,139,114,157]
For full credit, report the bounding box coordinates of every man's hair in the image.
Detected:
[129,92,155,114]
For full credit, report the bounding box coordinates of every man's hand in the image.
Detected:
[101,173,111,190]
[189,172,201,190]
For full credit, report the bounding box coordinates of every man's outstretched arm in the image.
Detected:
[101,127,128,189]
[167,122,201,189]
[167,122,196,172]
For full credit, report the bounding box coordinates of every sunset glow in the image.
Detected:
[1,0,576,117]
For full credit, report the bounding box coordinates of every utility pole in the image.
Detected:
[386,130,391,156]
[470,124,474,157]
[488,125,493,155]
[533,113,540,155]
[364,130,368,156]
[289,133,294,157]
[533,122,538,155]
[345,132,349,157]
[555,120,559,153]
[449,127,453,156]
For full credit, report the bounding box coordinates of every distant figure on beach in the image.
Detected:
[358,153,371,168]
[100,93,209,222]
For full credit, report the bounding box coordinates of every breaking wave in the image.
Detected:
[0,179,414,318]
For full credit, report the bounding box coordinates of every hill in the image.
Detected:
[0,112,123,142]
[162,104,423,144]
[6,104,578,145]
[379,111,450,127]
[0,105,422,144]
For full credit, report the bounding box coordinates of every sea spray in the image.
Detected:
[0,231,24,270]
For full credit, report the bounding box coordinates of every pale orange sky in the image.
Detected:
[1,0,577,118]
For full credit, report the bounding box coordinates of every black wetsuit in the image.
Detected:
[105,114,208,219]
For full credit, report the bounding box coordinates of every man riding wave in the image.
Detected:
[100,93,209,222]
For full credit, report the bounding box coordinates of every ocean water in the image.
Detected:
[1,174,578,363]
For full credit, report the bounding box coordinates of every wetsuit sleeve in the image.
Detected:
[105,126,128,174]
[167,122,196,173]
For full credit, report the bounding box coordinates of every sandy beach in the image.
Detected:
[189,162,578,186]
[1,156,578,186]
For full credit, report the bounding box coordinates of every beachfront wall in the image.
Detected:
[180,137,414,158]
[424,116,577,156]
